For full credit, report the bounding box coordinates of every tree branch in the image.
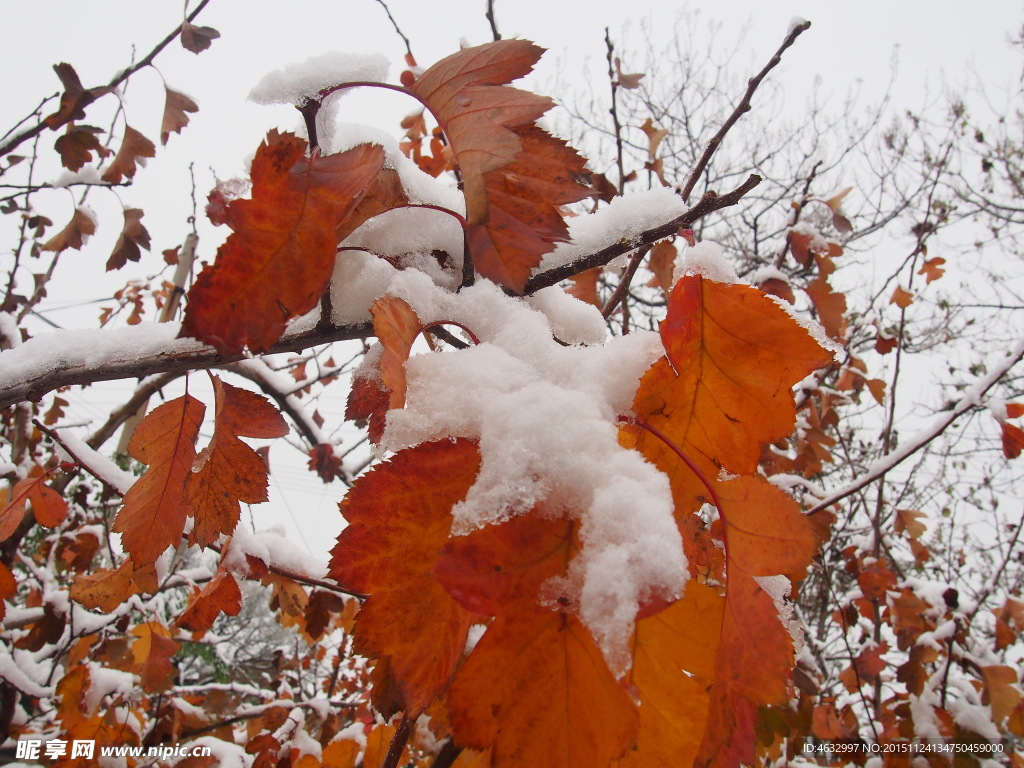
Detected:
[807,334,1024,515]
[679,20,810,203]
[524,173,761,294]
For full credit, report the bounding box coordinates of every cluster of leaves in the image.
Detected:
[1,6,1024,768]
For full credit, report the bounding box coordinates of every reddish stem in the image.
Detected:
[420,320,481,346]
[627,417,722,512]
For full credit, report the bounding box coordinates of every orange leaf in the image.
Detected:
[185,377,287,547]
[434,512,575,616]
[328,439,480,715]
[307,443,345,482]
[336,166,409,244]
[371,296,422,411]
[1006,402,1024,419]
[106,207,150,271]
[645,240,677,292]
[100,125,156,184]
[1002,421,1024,460]
[865,378,886,406]
[112,394,204,564]
[616,584,724,768]
[639,117,668,158]
[0,469,68,538]
[629,275,832,513]
[41,207,96,254]
[566,267,602,307]
[449,603,637,768]
[805,277,848,340]
[161,87,199,145]
[411,41,590,292]
[917,256,946,284]
[69,559,140,612]
[177,569,243,635]
[895,509,927,540]
[890,284,914,309]
[130,620,180,692]
[982,666,1021,725]
[179,132,384,354]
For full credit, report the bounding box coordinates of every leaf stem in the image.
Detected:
[627,417,722,512]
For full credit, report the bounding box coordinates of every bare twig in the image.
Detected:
[525,173,761,293]
[373,0,414,60]
[679,20,811,203]
[605,29,627,194]
[485,0,501,41]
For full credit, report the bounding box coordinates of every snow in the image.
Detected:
[525,287,607,345]
[538,186,686,274]
[223,525,327,580]
[84,664,135,713]
[249,52,389,106]
[376,272,685,669]
[0,322,207,397]
[0,643,51,698]
[675,240,736,283]
[55,428,135,495]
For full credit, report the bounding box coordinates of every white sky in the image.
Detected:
[2,0,1020,558]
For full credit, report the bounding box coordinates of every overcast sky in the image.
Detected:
[3,0,1020,557]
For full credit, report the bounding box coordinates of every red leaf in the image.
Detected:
[130,621,180,692]
[185,377,287,547]
[329,439,480,716]
[410,41,590,292]
[1001,421,1024,459]
[177,570,243,635]
[179,132,385,354]
[307,443,344,483]
[112,394,204,565]
[0,469,68,539]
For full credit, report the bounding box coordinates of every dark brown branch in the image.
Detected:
[485,0,501,41]
[0,318,374,411]
[602,243,652,318]
[524,173,761,294]
[679,20,810,203]
[374,0,414,60]
[381,715,415,768]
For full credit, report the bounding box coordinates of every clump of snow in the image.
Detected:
[250,53,389,155]
[675,240,737,284]
[539,187,686,274]
[223,525,327,580]
[330,251,398,326]
[377,272,684,669]
[525,287,607,345]
[788,16,809,33]
[85,664,136,713]
[249,52,389,106]
[0,323,207,398]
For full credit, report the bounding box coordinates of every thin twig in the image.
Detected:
[485,0,501,41]
[525,174,761,294]
[373,0,414,60]
[605,29,627,194]
[680,20,811,203]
